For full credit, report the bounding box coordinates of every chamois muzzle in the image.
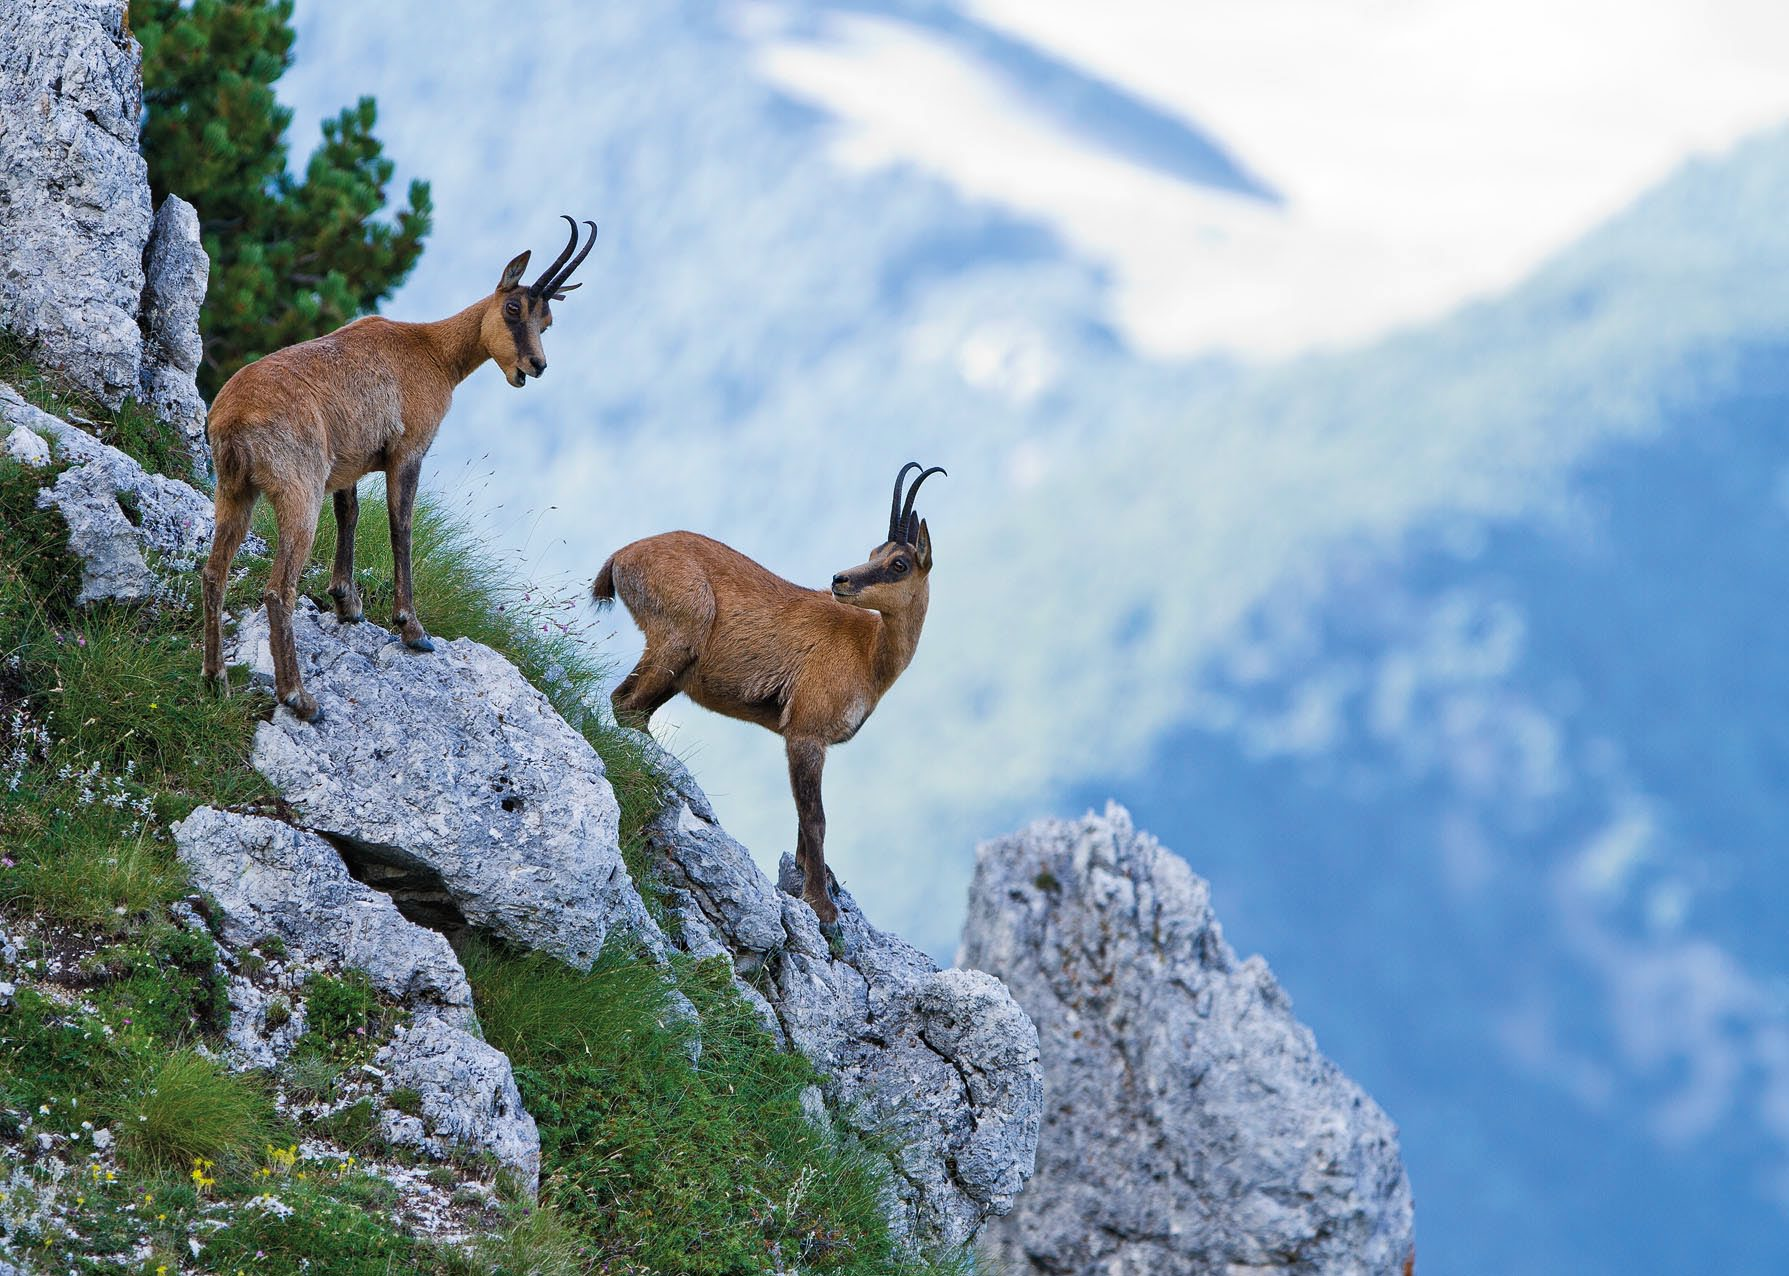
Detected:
[530,215,599,300]
[887,461,946,546]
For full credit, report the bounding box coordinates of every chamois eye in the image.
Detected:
[892,559,909,574]
[504,300,522,318]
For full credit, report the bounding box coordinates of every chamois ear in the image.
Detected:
[915,519,932,570]
[498,250,531,291]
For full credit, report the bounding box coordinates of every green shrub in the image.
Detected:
[85,920,230,1040]
[302,969,382,1052]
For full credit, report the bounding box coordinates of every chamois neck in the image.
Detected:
[869,587,929,692]
[422,297,496,385]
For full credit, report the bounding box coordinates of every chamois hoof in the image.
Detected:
[280,690,323,723]
[804,892,840,930]
[327,585,363,623]
[403,633,436,653]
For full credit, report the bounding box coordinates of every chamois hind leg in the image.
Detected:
[611,635,694,729]
[201,476,256,695]
[386,457,433,652]
[785,736,837,927]
[265,486,324,723]
[327,486,363,622]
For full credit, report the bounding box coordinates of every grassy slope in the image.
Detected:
[0,384,970,1273]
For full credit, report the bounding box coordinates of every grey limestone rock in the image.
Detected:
[375,1017,542,1193]
[172,806,476,1028]
[2,382,226,603]
[636,723,1042,1251]
[4,423,50,466]
[0,0,152,406]
[229,599,663,969]
[960,803,1417,1276]
[137,195,211,477]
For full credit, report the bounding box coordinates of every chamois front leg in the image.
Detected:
[327,487,364,622]
[386,458,434,652]
[786,736,838,928]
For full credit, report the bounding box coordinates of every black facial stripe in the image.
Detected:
[504,310,534,360]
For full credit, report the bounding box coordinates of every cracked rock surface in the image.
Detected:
[2,382,226,603]
[961,803,1416,1276]
[0,0,150,406]
[137,194,211,476]
[172,808,540,1189]
[375,1017,542,1195]
[640,736,1043,1250]
[228,599,663,970]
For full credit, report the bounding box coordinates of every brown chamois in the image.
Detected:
[200,217,599,722]
[593,462,946,926]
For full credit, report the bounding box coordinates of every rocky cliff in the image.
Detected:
[962,804,1416,1275]
[0,0,210,475]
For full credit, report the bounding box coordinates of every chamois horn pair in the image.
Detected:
[531,214,598,300]
[887,461,945,547]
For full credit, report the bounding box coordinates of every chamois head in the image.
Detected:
[830,461,944,611]
[487,215,597,388]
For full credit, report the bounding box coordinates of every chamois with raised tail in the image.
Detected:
[593,462,946,926]
[201,217,599,722]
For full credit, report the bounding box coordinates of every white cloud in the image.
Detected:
[750,0,1789,357]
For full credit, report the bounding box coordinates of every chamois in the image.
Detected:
[200,217,598,722]
[593,462,946,926]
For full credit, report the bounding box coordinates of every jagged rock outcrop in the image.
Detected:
[961,804,1416,1276]
[226,599,663,970]
[642,744,1043,1250]
[136,195,211,469]
[2,382,227,602]
[0,0,150,406]
[0,0,210,477]
[374,1018,542,1192]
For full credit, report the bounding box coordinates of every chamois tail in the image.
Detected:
[591,555,617,611]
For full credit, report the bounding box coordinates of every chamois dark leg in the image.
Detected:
[786,736,837,927]
[386,458,433,652]
[200,477,256,695]
[265,488,323,722]
[611,636,693,729]
[327,486,363,622]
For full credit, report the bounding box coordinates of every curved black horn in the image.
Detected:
[539,219,598,298]
[887,461,922,542]
[897,466,946,540]
[529,215,581,297]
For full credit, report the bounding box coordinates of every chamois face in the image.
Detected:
[830,521,932,612]
[486,251,555,388]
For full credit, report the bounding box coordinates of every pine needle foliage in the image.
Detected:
[131,0,433,397]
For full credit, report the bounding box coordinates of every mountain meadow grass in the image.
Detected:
[0,410,976,1271]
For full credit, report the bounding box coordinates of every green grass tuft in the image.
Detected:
[113,1046,275,1173]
